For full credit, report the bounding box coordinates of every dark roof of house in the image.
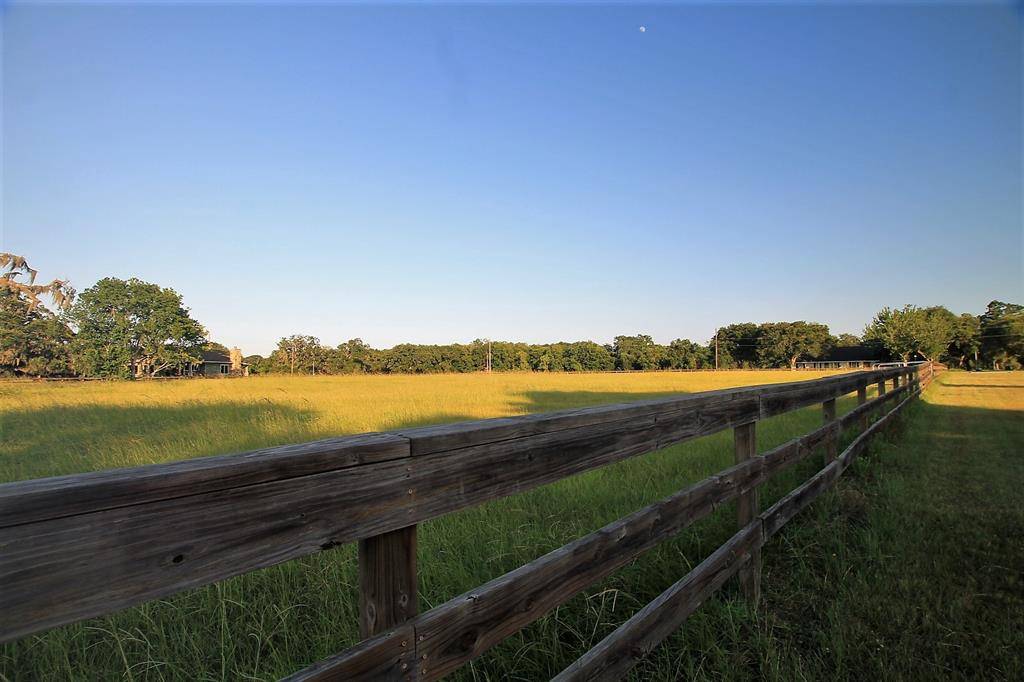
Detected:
[200,350,231,363]
[816,344,887,362]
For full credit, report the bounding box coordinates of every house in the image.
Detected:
[796,343,889,370]
[189,348,249,377]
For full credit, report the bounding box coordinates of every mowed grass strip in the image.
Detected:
[1,371,1020,680]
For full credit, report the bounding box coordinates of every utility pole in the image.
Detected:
[487,340,492,373]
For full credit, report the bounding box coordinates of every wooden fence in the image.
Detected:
[0,363,936,680]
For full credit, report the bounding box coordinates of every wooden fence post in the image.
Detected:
[822,398,837,464]
[877,376,885,400]
[856,385,867,432]
[733,421,760,605]
[358,525,418,638]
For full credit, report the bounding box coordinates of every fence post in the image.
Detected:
[822,398,837,464]
[877,376,885,400]
[857,385,867,432]
[733,421,760,605]
[358,525,418,638]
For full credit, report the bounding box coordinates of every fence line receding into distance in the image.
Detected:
[0,363,938,680]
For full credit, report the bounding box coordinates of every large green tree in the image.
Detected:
[612,334,661,370]
[979,301,1024,369]
[834,332,861,347]
[0,289,74,376]
[713,323,761,368]
[864,305,957,363]
[69,278,206,378]
[864,305,924,363]
[915,306,957,362]
[272,335,327,374]
[756,321,833,369]
[946,313,981,368]
[662,338,709,369]
[0,254,75,376]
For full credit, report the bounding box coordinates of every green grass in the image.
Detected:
[1,371,1021,680]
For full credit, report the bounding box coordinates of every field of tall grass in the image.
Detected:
[1,370,1021,680]
[0,370,842,482]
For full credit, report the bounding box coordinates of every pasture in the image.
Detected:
[1,370,1021,680]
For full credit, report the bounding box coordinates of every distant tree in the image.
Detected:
[663,339,709,369]
[864,305,924,363]
[714,323,761,368]
[342,338,382,373]
[946,314,981,368]
[913,307,957,362]
[612,334,661,370]
[529,345,560,372]
[756,322,833,369]
[243,354,273,375]
[564,341,615,371]
[70,278,206,378]
[273,335,326,374]
[863,305,956,364]
[834,333,861,346]
[0,288,74,376]
[0,254,76,376]
[979,301,1024,370]
[0,253,75,313]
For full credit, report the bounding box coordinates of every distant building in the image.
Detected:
[189,348,249,377]
[796,344,888,370]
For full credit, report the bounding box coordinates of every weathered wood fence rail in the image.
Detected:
[0,363,937,680]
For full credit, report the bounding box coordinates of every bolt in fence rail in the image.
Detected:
[0,363,938,680]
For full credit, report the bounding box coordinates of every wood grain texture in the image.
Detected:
[822,398,838,464]
[359,526,418,639]
[552,522,763,682]
[0,417,662,641]
[733,422,760,604]
[283,624,416,681]
[394,387,758,457]
[0,432,410,529]
[857,386,868,431]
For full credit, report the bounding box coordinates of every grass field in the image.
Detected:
[1,370,1021,680]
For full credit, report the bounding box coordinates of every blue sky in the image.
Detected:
[3,1,1021,355]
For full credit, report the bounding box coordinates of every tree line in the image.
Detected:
[1,253,1021,378]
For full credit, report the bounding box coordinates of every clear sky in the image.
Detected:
[3,1,1021,355]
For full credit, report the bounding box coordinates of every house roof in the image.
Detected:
[815,344,887,362]
[200,350,231,363]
